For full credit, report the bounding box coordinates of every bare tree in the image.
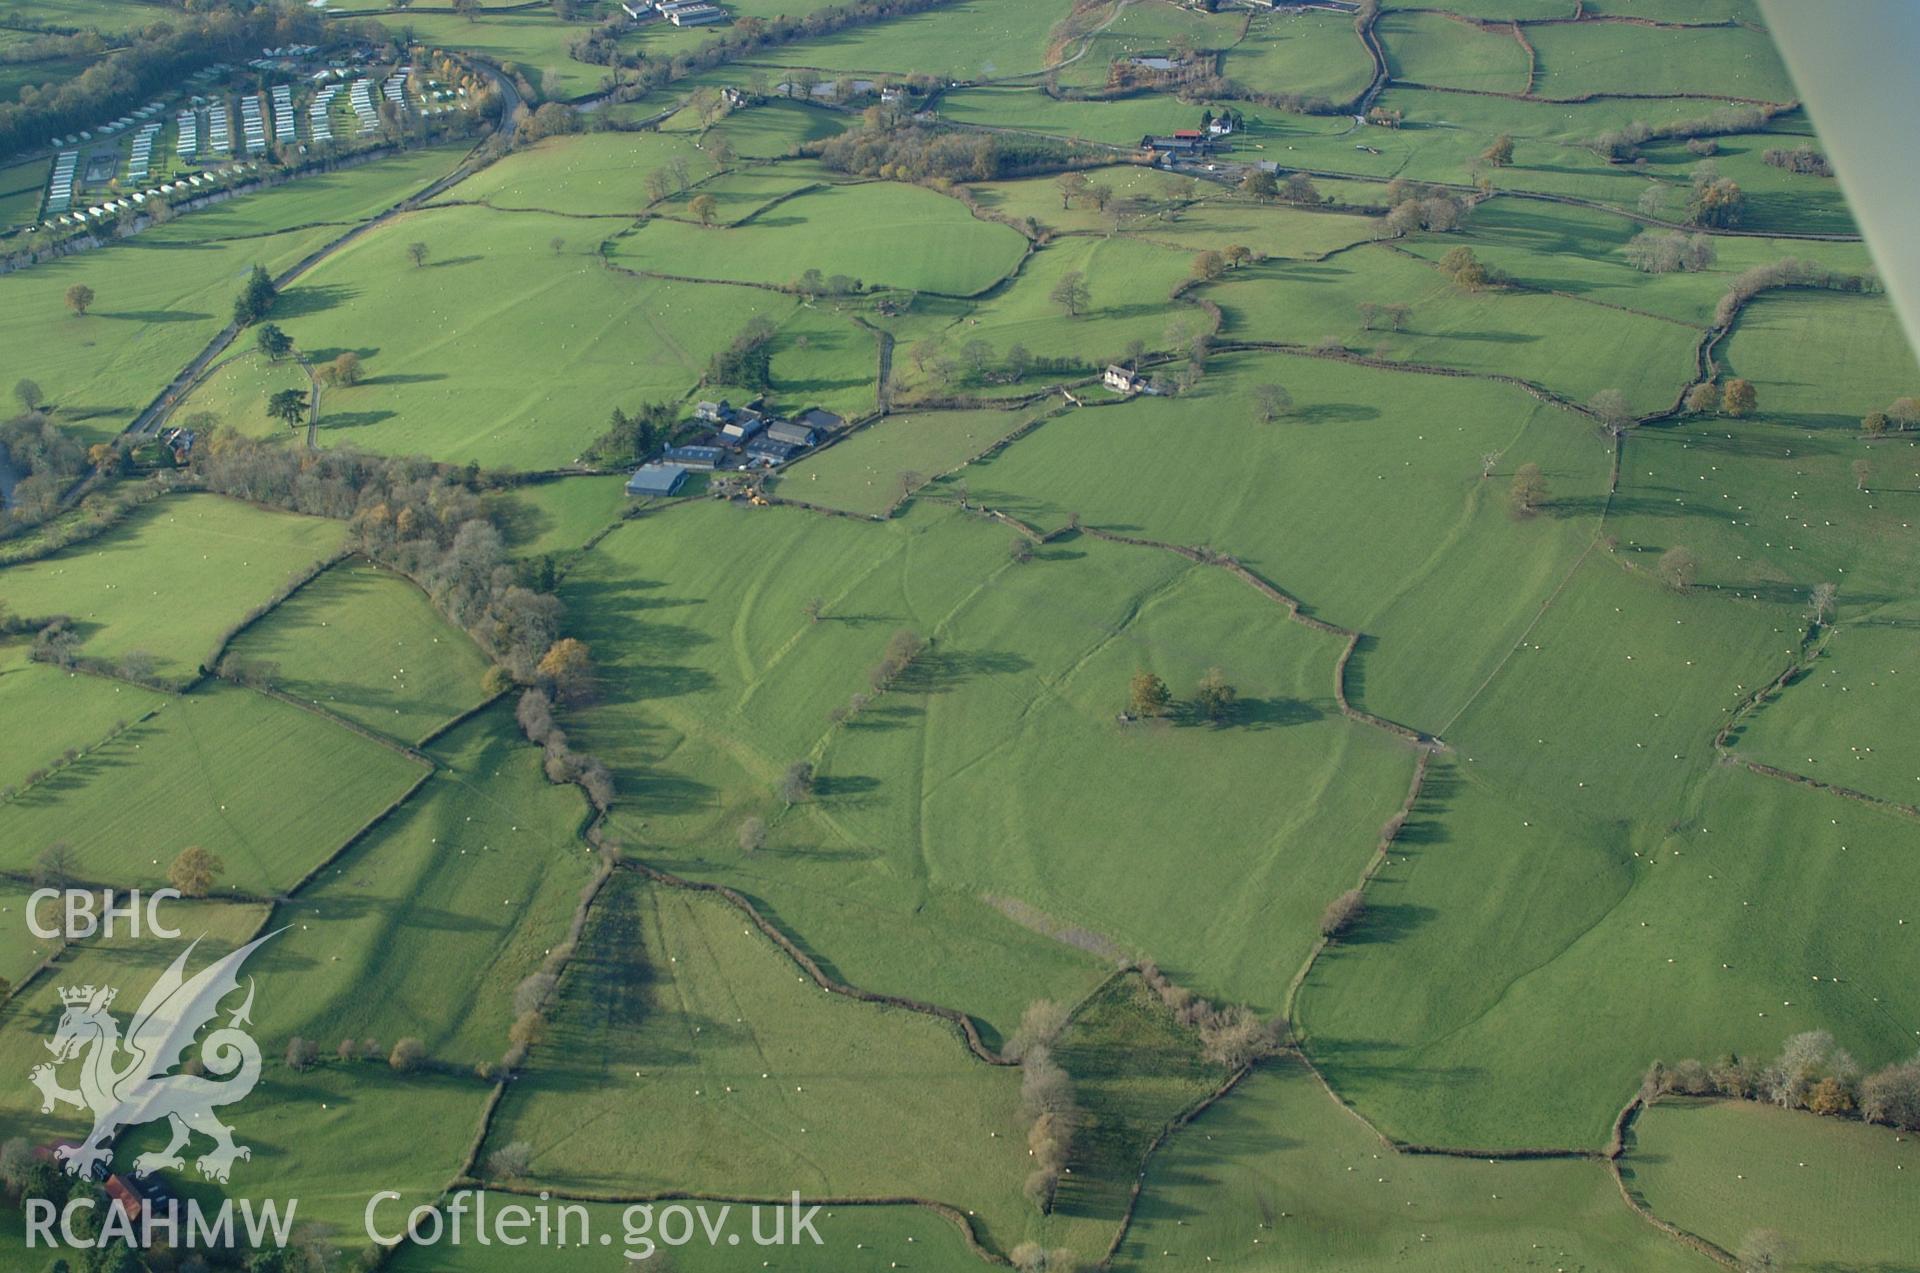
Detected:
[738,816,767,854]
[1319,888,1365,939]
[1658,545,1698,591]
[1252,383,1292,423]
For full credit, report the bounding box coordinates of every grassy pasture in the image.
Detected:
[482,874,1044,1253]
[773,406,1045,515]
[172,348,311,439]
[223,559,492,744]
[0,680,427,895]
[1128,199,1382,261]
[964,351,1613,731]
[0,491,346,675]
[567,498,1415,1025]
[743,0,1062,78]
[1718,291,1920,427]
[884,234,1194,400]
[1116,1057,1714,1271]
[815,540,1416,1018]
[0,225,370,443]
[1206,240,1702,412]
[696,98,850,157]
[155,144,472,243]
[1735,621,1920,808]
[1527,20,1794,103]
[0,638,165,791]
[1636,131,1858,238]
[1377,9,1531,93]
[256,706,593,1067]
[1225,7,1376,104]
[936,84,1354,148]
[276,202,798,467]
[1300,749,1920,1149]
[614,180,1029,296]
[1395,195,1874,327]
[434,128,713,216]
[968,163,1207,234]
[563,500,1124,1029]
[1626,1098,1920,1270]
[490,474,630,559]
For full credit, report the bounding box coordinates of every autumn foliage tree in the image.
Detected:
[167,845,225,898]
[536,638,594,703]
[1128,670,1171,718]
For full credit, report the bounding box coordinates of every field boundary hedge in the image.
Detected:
[622,859,1014,1065]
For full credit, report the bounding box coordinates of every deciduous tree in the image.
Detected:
[1128,670,1171,718]
[168,845,224,898]
[65,283,94,317]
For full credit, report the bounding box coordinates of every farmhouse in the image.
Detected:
[626,463,690,497]
[664,444,726,469]
[694,399,733,423]
[1104,364,1144,393]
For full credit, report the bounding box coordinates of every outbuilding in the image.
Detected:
[626,463,690,496]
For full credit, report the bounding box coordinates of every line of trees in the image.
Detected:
[706,316,777,392]
[1648,1030,1920,1132]
[810,119,1089,184]
[1711,257,1882,328]
[192,431,563,681]
[1761,144,1831,177]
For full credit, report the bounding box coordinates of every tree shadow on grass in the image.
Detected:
[268,283,358,321]
[99,309,212,324]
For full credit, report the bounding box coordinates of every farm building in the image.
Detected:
[626,463,690,496]
[1104,365,1144,393]
[766,420,819,448]
[621,0,657,17]
[795,407,845,435]
[664,444,726,469]
[1139,134,1208,155]
[746,437,801,465]
[694,399,734,423]
[721,408,766,441]
[661,0,726,23]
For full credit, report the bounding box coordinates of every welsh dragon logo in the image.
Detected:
[29,930,283,1184]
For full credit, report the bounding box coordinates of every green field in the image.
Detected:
[613,179,1029,296]
[0,680,426,894]
[223,559,493,744]
[254,706,593,1066]
[171,348,312,439]
[433,128,712,215]
[490,474,631,559]
[274,202,798,467]
[482,874,1045,1252]
[1626,1099,1920,1270]
[0,492,346,676]
[1735,620,1920,807]
[1378,9,1531,94]
[1527,21,1794,102]
[1118,1058,1714,1271]
[1225,7,1375,105]
[0,639,165,792]
[0,7,1909,1268]
[774,406,1045,515]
